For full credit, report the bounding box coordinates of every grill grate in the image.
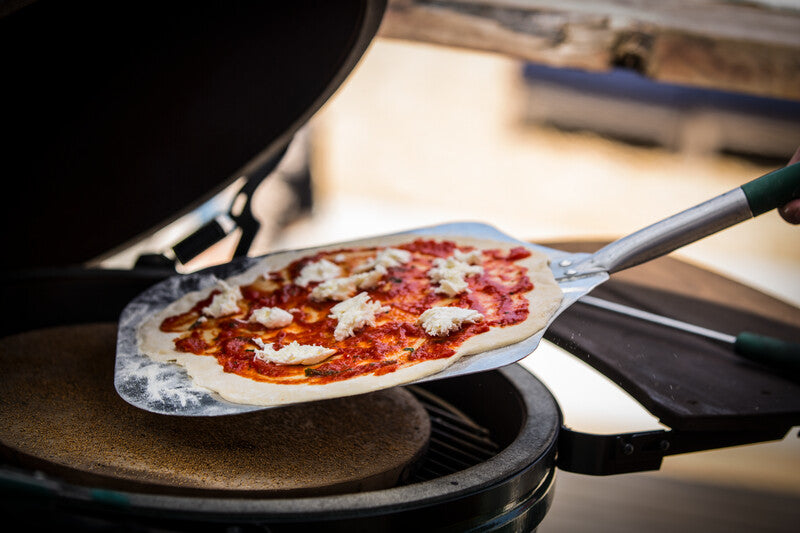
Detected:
[405,386,500,482]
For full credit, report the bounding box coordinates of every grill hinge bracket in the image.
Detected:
[556,424,791,475]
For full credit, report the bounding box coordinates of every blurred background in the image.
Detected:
[264,39,800,306]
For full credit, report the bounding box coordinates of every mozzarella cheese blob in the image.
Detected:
[310,276,359,302]
[427,255,484,297]
[417,306,484,337]
[353,247,412,273]
[329,292,390,341]
[202,280,243,317]
[295,259,343,287]
[250,307,293,328]
[353,264,388,289]
[252,339,336,366]
[310,265,388,302]
[453,249,483,265]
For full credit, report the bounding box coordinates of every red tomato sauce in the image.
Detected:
[159,239,534,385]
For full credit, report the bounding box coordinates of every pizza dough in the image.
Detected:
[137,234,563,407]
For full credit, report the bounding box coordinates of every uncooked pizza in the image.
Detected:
[137,234,562,407]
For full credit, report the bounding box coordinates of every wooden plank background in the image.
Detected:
[380,0,800,100]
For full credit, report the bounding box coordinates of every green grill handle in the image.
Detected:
[741,162,800,216]
[734,332,800,374]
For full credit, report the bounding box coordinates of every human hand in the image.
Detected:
[778,146,800,224]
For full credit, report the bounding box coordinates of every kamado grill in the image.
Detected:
[2,1,800,531]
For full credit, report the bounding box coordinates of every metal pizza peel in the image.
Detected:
[115,163,800,416]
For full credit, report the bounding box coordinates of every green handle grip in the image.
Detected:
[740,162,800,216]
[734,332,800,374]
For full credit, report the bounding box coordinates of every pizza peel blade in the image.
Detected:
[114,164,799,415]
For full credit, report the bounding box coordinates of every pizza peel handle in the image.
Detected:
[565,162,800,279]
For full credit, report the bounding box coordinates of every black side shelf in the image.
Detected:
[545,280,800,475]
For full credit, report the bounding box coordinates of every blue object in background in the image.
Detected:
[520,63,800,160]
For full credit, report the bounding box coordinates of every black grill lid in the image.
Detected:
[0,0,386,270]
